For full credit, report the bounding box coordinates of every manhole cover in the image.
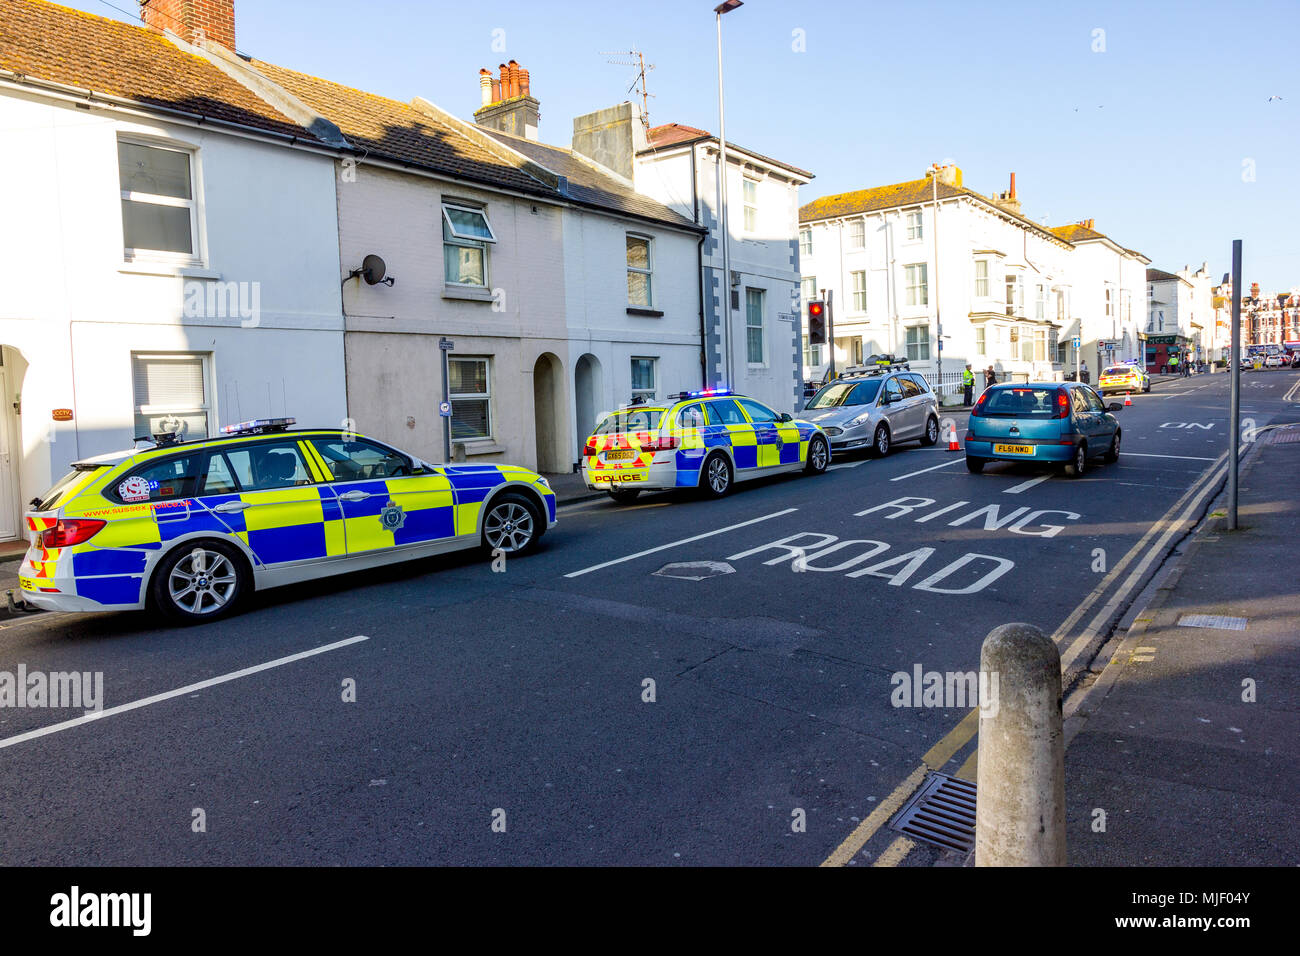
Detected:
[1178,614,1247,631]
[653,561,735,581]
[889,772,977,854]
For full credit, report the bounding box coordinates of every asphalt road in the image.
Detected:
[1,369,1296,866]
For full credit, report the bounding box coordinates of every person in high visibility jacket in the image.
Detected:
[962,364,975,406]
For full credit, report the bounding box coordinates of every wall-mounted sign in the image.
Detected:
[51,408,73,422]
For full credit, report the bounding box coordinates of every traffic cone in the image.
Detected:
[947,424,960,451]
[1124,391,1132,406]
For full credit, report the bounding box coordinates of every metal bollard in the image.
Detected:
[975,623,1067,866]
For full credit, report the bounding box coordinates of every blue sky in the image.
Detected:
[72,0,1297,291]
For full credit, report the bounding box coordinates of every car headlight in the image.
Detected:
[846,413,872,428]
[535,476,551,488]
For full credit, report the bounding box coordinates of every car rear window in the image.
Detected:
[973,387,1060,418]
[31,466,107,512]
[595,409,664,435]
[1103,366,1131,375]
[806,380,880,408]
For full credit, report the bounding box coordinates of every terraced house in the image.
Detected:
[798,166,1149,400]
[0,0,349,543]
[1,0,714,504]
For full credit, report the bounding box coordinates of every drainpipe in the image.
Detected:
[692,146,708,388]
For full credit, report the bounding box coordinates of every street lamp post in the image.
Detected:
[714,0,742,389]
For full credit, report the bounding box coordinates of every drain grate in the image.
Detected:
[1178,614,1247,631]
[1270,427,1300,444]
[889,772,977,854]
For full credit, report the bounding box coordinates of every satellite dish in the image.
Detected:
[361,254,387,285]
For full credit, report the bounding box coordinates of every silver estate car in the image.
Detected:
[800,363,941,456]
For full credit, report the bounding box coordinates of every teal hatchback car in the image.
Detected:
[964,383,1122,478]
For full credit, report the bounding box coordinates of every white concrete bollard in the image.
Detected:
[974,622,1067,866]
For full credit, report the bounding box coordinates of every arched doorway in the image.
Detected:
[573,353,602,464]
[533,352,566,474]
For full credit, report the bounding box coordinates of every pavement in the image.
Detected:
[1063,413,1300,865]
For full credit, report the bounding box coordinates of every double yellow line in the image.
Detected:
[822,445,1236,867]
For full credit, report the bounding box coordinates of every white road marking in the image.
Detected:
[1003,475,1051,494]
[827,459,868,470]
[0,635,371,752]
[564,508,798,578]
[1124,452,1216,461]
[889,459,963,481]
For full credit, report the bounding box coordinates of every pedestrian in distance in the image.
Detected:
[985,365,997,389]
[962,364,975,406]
[1080,359,1089,384]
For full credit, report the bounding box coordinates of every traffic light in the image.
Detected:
[807,299,826,345]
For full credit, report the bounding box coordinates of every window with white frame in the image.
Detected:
[975,327,986,356]
[742,178,758,233]
[851,270,867,312]
[1036,284,1046,320]
[131,352,212,440]
[1033,328,1047,362]
[905,264,928,307]
[905,209,923,241]
[746,288,766,365]
[442,202,497,287]
[1104,285,1114,317]
[627,235,653,307]
[802,276,817,312]
[848,219,865,248]
[118,140,199,260]
[975,260,989,297]
[799,228,812,255]
[802,336,823,369]
[904,325,930,361]
[449,357,492,440]
[1005,274,1024,317]
[631,357,657,401]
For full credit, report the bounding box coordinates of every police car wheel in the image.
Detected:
[804,435,829,474]
[608,488,640,504]
[482,493,541,555]
[920,416,939,446]
[152,540,248,621]
[700,453,732,498]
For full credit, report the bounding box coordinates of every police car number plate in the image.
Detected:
[605,449,635,462]
[994,444,1034,456]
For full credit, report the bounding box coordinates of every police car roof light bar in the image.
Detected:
[675,387,733,400]
[220,417,297,436]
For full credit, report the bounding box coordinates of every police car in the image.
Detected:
[19,419,556,622]
[1097,361,1150,395]
[582,389,830,503]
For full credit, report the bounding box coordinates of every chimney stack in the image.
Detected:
[925,163,963,188]
[990,171,1022,216]
[139,0,236,51]
[473,62,541,140]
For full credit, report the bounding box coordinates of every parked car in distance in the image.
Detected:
[800,360,940,457]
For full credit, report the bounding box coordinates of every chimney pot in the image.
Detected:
[1009,172,1016,198]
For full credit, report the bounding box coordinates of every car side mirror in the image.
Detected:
[778,412,793,423]
[1107,402,1122,411]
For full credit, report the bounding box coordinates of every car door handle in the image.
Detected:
[338,490,372,502]
[213,501,251,513]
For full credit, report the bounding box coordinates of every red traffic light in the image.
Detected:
[807,300,824,319]
[807,298,826,345]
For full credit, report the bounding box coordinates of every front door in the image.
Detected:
[306,437,455,555]
[0,367,17,541]
[736,398,785,472]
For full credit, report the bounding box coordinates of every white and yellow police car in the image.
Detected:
[582,389,830,503]
[20,419,556,621]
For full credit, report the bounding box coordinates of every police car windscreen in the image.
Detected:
[595,409,664,434]
[975,387,1058,418]
[1104,366,1129,376]
[806,380,880,408]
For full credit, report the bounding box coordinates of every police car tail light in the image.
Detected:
[583,438,599,457]
[40,519,106,549]
[642,435,680,452]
